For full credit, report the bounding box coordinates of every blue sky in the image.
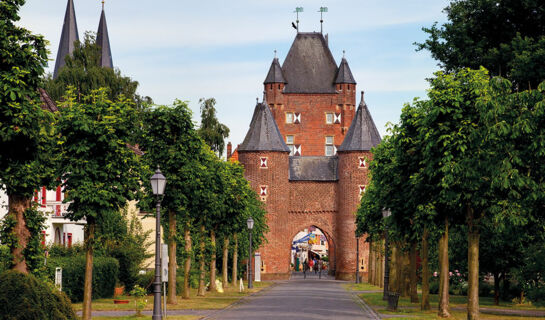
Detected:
[19,0,449,152]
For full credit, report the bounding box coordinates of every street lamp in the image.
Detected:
[247,217,254,289]
[151,167,166,320]
[382,209,391,301]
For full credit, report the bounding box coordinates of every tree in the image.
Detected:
[0,0,57,273]
[43,32,151,109]
[57,88,142,320]
[198,98,230,156]
[140,100,207,303]
[416,0,545,89]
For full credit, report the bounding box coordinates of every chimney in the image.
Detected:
[227,142,232,159]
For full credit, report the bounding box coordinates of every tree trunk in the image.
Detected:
[209,230,217,291]
[421,229,431,310]
[368,240,374,284]
[167,210,177,304]
[410,242,419,303]
[370,240,375,285]
[232,233,238,286]
[438,219,450,318]
[467,207,480,320]
[389,244,397,292]
[82,218,96,320]
[378,240,383,288]
[197,225,206,296]
[222,237,229,288]
[493,273,500,306]
[402,249,410,297]
[8,194,31,273]
[183,227,191,299]
[396,244,404,294]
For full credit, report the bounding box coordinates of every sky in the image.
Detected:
[18,0,450,153]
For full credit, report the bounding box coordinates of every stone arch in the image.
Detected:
[287,216,337,274]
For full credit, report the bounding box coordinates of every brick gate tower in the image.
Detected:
[232,32,381,280]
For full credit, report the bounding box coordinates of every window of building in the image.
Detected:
[325,136,334,156]
[286,135,295,155]
[286,112,294,124]
[326,113,334,124]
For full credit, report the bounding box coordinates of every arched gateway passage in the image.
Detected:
[290,225,335,276]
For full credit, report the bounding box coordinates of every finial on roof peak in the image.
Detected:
[343,50,345,58]
[361,90,364,101]
[262,91,267,103]
[256,97,259,104]
[274,50,277,58]
[102,0,104,10]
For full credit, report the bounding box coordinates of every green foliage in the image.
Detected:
[416,0,545,89]
[46,243,85,258]
[0,270,77,320]
[135,270,154,294]
[57,88,142,223]
[0,245,10,274]
[198,97,230,156]
[129,285,146,316]
[94,206,152,292]
[512,242,545,302]
[43,32,151,109]
[46,256,119,302]
[0,0,56,197]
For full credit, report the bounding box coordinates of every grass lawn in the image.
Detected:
[346,283,545,320]
[72,281,272,312]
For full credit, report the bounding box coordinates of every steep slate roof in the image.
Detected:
[264,57,286,84]
[96,5,113,68]
[289,156,338,181]
[335,57,356,84]
[53,0,79,79]
[238,101,290,152]
[338,92,381,152]
[282,32,338,93]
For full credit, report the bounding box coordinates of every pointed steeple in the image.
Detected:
[338,91,381,151]
[96,1,113,68]
[239,99,290,152]
[53,0,79,79]
[264,57,286,84]
[334,56,356,84]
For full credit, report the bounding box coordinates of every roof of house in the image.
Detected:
[282,33,338,93]
[53,0,79,79]
[338,92,381,152]
[289,156,338,181]
[264,57,286,84]
[334,57,356,84]
[96,6,113,68]
[238,101,290,152]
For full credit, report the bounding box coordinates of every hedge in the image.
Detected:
[46,256,119,302]
[0,270,77,320]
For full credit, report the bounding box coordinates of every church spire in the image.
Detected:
[338,91,381,152]
[334,54,356,84]
[53,0,79,79]
[264,55,286,84]
[96,1,113,68]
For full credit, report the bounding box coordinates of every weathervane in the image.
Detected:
[318,7,328,34]
[292,7,304,32]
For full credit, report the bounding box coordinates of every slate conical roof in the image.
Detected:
[264,57,286,84]
[338,92,381,152]
[282,32,338,93]
[335,57,356,84]
[53,0,79,79]
[96,4,113,68]
[238,100,290,152]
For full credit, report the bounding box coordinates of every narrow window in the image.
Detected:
[325,136,334,156]
[286,135,295,156]
[286,112,294,124]
[326,113,334,124]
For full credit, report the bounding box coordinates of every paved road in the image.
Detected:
[204,272,380,320]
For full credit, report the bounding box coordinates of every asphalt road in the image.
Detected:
[204,272,380,320]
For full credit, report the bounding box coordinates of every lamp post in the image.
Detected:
[247,217,254,289]
[355,234,360,284]
[150,167,166,320]
[382,209,391,301]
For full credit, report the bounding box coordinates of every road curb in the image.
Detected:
[351,291,382,320]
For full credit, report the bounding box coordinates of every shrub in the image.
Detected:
[429,279,439,294]
[479,281,494,297]
[0,270,77,320]
[136,270,155,294]
[46,256,119,302]
[0,245,10,274]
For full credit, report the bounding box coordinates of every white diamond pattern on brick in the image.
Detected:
[260,157,268,168]
[294,113,301,124]
[260,186,268,196]
[334,113,341,124]
[294,144,301,156]
[359,157,366,168]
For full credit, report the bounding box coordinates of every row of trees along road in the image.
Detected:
[0,1,267,319]
[358,1,545,319]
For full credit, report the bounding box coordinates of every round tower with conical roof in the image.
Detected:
[335,91,381,280]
